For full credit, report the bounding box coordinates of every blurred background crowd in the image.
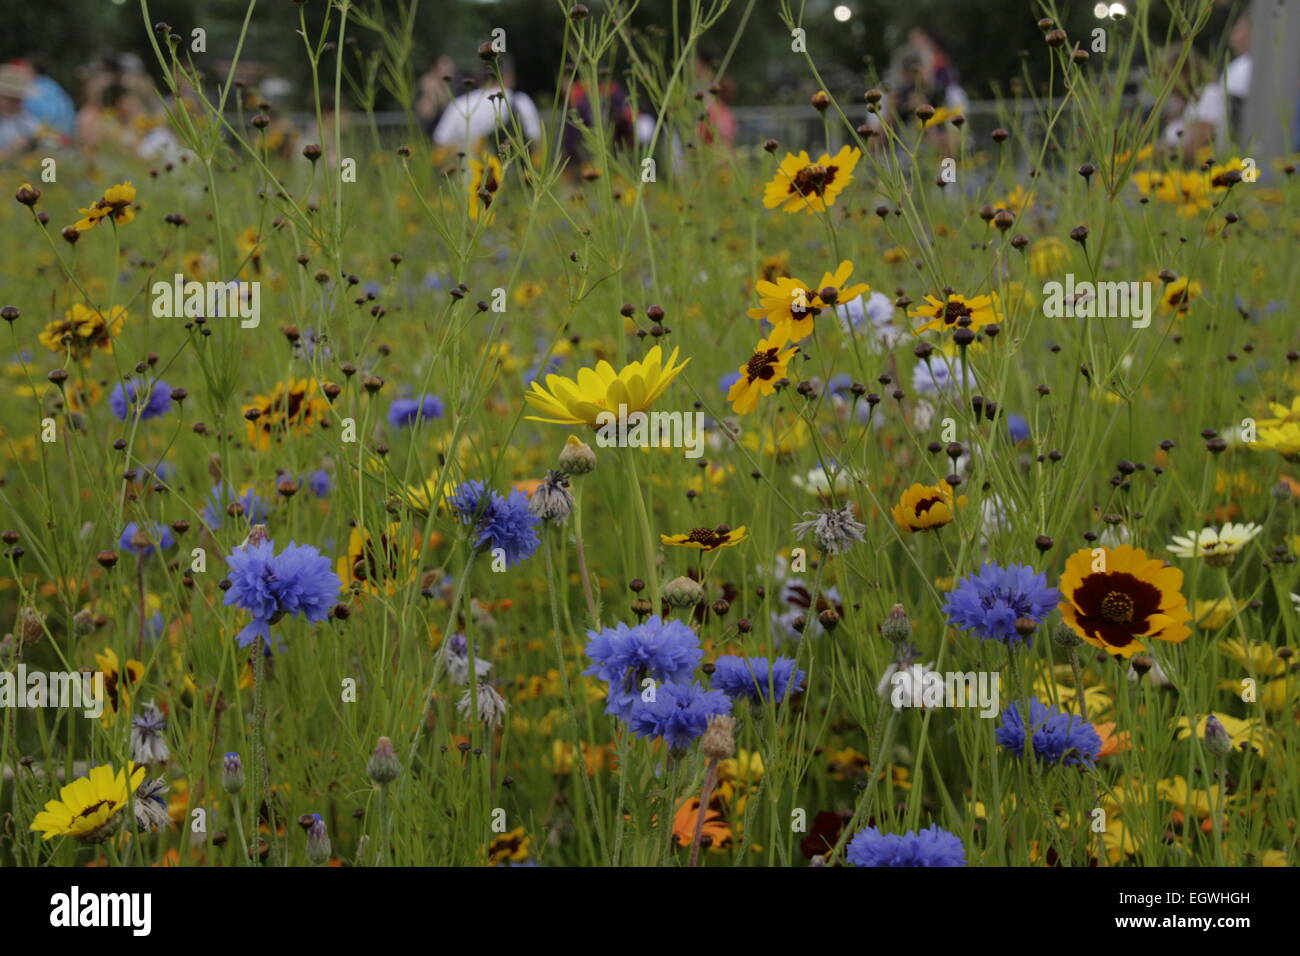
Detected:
[0,0,1293,169]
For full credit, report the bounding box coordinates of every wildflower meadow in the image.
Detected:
[1,0,1299,884]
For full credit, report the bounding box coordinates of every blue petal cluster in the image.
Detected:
[448,480,540,567]
[223,540,341,646]
[995,697,1103,768]
[119,521,176,557]
[109,378,172,422]
[627,681,731,751]
[846,824,966,867]
[387,394,444,427]
[203,482,270,530]
[711,655,805,704]
[583,616,703,718]
[943,562,1060,647]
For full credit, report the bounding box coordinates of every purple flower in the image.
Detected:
[119,522,175,557]
[711,655,805,704]
[943,563,1059,647]
[846,824,966,867]
[584,616,703,718]
[996,697,1102,768]
[387,394,445,427]
[627,681,731,751]
[448,480,540,567]
[223,540,341,646]
[202,482,270,530]
[109,378,172,422]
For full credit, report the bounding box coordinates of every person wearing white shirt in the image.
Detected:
[432,60,540,152]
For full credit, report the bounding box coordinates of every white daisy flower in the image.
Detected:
[1166,522,1262,566]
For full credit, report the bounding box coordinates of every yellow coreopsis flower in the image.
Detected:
[30,763,146,842]
[242,378,332,450]
[762,146,860,214]
[1159,276,1203,315]
[1132,170,1212,217]
[891,480,965,532]
[38,304,126,359]
[727,337,798,415]
[1250,421,1300,459]
[524,346,688,426]
[660,525,748,552]
[1056,545,1192,658]
[747,260,869,345]
[1027,237,1069,278]
[909,292,1002,334]
[70,181,137,232]
[468,155,503,223]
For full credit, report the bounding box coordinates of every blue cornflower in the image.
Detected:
[846,824,966,867]
[627,681,731,751]
[996,697,1102,768]
[202,482,270,530]
[584,616,703,718]
[1007,413,1030,443]
[912,357,975,395]
[943,562,1059,647]
[711,655,805,704]
[387,394,445,427]
[448,480,540,567]
[223,539,341,647]
[303,469,331,497]
[719,370,742,394]
[109,378,172,422]
[119,521,175,557]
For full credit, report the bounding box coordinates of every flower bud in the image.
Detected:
[1203,715,1234,758]
[558,435,596,475]
[222,752,245,794]
[367,736,401,785]
[881,604,911,643]
[663,575,705,608]
[700,714,736,761]
[305,814,332,864]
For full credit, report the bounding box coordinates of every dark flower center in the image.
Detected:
[913,494,944,516]
[788,164,838,197]
[1099,591,1136,622]
[76,800,112,820]
[745,347,781,383]
[687,527,725,548]
[940,299,973,325]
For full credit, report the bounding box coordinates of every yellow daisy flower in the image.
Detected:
[762,146,861,214]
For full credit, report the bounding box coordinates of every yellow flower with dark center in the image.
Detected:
[909,292,1001,334]
[29,763,146,842]
[524,345,688,426]
[243,378,331,450]
[468,155,503,223]
[727,337,797,415]
[487,825,531,864]
[660,525,748,552]
[1057,545,1192,658]
[337,523,416,595]
[762,146,860,214]
[71,181,137,232]
[38,304,126,359]
[1160,276,1202,315]
[747,260,868,345]
[996,184,1034,215]
[890,480,964,532]
[1208,157,1248,189]
[1131,170,1212,217]
[93,647,144,726]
